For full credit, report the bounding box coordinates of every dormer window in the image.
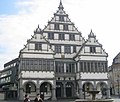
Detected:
[90,47,96,53]
[59,16,64,21]
[35,43,42,50]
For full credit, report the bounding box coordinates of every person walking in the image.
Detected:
[24,94,30,102]
[34,94,43,102]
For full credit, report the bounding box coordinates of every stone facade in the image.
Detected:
[0,1,110,100]
[109,52,120,95]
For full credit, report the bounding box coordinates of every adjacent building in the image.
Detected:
[109,52,120,95]
[0,1,110,100]
[0,58,18,100]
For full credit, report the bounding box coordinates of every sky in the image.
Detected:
[0,0,120,69]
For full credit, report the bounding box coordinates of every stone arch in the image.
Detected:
[23,81,37,94]
[96,81,108,97]
[40,81,53,100]
[39,80,53,88]
[56,82,63,98]
[82,81,94,91]
[65,82,74,97]
[82,81,94,99]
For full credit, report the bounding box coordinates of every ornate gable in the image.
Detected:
[43,1,81,34]
[74,30,108,61]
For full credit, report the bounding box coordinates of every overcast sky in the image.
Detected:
[0,0,120,69]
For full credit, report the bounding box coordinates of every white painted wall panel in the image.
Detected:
[68,25,72,31]
[22,53,53,58]
[43,33,48,38]
[42,44,47,50]
[29,43,34,50]
[75,35,79,41]
[54,33,58,39]
[22,71,54,78]
[56,16,59,21]
[60,24,63,30]
[80,56,106,61]
[85,47,89,53]
[81,72,108,79]
[96,47,101,53]
[50,24,54,30]
[65,34,69,40]
[61,46,64,53]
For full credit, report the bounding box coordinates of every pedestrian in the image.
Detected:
[24,94,30,102]
[34,93,43,102]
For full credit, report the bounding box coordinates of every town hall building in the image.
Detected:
[0,0,110,100]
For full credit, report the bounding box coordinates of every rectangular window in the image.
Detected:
[63,24,68,30]
[90,47,96,53]
[69,34,75,41]
[80,62,83,72]
[48,32,54,39]
[73,45,76,53]
[59,33,65,40]
[88,62,90,72]
[55,45,61,53]
[59,16,64,21]
[54,24,59,30]
[84,62,87,72]
[64,45,71,54]
[55,62,64,73]
[39,60,42,70]
[91,62,93,72]
[35,43,42,50]
[66,63,71,73]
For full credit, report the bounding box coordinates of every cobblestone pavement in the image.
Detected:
[0,98,120,102]
[0,99,75,102]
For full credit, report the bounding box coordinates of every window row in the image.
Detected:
[20,59,54,71]
[55,62,75,73]
[49,23,75,31]
[48,32,75,41]
[78,61,108,72]
[55,15,66,22]
[55,45,76,53]
[0,76,11,83]
[34,43,77,53]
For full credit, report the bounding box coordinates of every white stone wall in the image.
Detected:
[81,72,108,79]
[21,71,54,78]
[79,55,107,61]
[76,72,108,80]
[21,53,54,58]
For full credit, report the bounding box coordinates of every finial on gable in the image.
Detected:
[88,29,96,38]
[58,0,64,10]
[34,24,41,33]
